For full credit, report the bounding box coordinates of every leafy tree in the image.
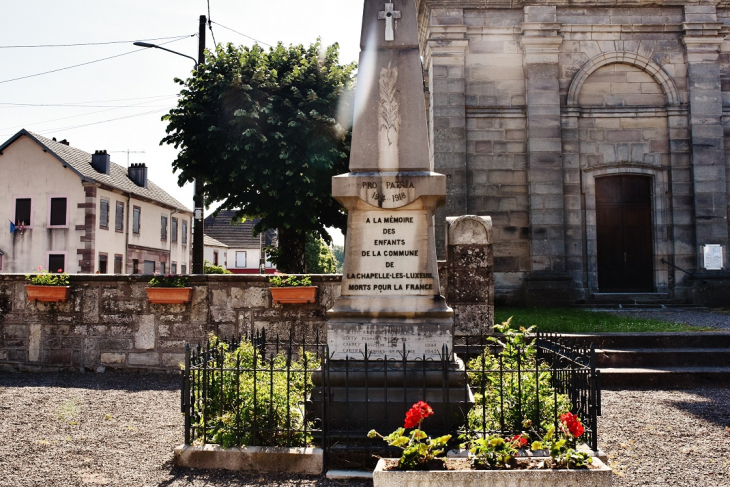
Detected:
[331,244,344,274]
[305,234,337,273]
[162,41,355,272]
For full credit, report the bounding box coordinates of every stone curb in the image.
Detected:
[173,444,323,475]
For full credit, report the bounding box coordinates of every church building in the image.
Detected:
[417,0,730,305]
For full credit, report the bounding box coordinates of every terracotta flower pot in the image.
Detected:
[270,286,318,304]
[25,285,71,302]
[146,287,193,304]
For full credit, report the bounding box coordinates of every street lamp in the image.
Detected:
[133,42,198,68]
[133,15,207,275]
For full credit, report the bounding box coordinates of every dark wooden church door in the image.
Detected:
[596,176,654,292]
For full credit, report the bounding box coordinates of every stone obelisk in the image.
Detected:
[327,0,453,361]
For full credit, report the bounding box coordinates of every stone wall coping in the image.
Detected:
[0,273,343,284]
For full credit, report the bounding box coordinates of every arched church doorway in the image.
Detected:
[596,175,654,292]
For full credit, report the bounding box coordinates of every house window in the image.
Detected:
[171,218,178,243]
[99,254,108,274]
[14,197,32,227]
[115,202,124,232]
[160,262,166,273]
[48,254,65,273]
[171,262,177,274]
[143,260,155,274]
[100,199,109,229]
[181,264,187,274]
[114,254,123,274]
[133,206,141,234]
[213,250,219,266]
[236,251,247,268]
[49,197,68,227]
[132,259,139,274]
[181,220,188,245]
[161,215,168,241]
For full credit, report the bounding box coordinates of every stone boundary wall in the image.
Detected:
[0,216,495,373]
[0,274,341,373]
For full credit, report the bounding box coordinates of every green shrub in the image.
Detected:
[204,261,232,274]
[467,319,571,436]
[192,335,317,448]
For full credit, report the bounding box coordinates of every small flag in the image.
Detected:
[9,220,16,233]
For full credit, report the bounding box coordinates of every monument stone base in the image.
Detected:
[310,355,473,436]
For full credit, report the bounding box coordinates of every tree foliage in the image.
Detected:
[162,41,355,272]
[305,234,337,274]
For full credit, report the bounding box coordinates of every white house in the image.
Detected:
[203,211,276,274]
[203,234,228,269]
[0,129,193,274]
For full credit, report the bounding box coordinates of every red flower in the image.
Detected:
[404,401,434,429]
[511,434,528,447]
[560,412,585,438]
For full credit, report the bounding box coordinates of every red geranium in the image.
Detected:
[511,434,528,447]
[404,401,434,429]
[560,412,585,438]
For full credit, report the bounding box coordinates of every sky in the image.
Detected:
[0,0,364,245]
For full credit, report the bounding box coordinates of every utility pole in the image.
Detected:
[192,14,206,274]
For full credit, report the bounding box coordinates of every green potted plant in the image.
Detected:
[25,266,71,302]
[370,402,611,486]
[268,274,317,304]
[146,274,192,304]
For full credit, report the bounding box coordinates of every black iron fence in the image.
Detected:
[181,329,601,469]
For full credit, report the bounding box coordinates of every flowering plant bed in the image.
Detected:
[269,275,316,304]
[146,274,192,304]
[25,266,71,302]
[146,287,193,304]
[373,457,612,487]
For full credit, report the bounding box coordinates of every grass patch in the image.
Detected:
[495,307,717,333]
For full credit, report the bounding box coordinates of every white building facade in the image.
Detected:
[0,130,192,274]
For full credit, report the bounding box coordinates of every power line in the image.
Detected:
[0,35,194,85]
[1,108,168,137]
[0,34,194,49]
[207,0,218,46]
[0,94,176,107]
[210,21,272,47]
[0,98,176,132]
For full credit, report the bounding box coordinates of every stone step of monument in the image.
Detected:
[594,348,730,368]
[544,332,730,350]
[575,303,703,309]
[599,366,730,388]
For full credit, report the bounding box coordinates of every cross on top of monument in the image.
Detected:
[378,2,401,41]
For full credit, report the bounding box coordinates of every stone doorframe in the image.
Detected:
[581,165,670,295]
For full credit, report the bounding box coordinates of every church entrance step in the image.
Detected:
[545,332,730,349]
[599,367,730,388]
[594,348,730,368]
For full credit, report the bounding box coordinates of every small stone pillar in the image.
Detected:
[445,216,494,336]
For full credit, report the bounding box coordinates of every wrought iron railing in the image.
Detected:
[181,328,601,469]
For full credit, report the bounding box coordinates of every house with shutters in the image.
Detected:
[203,210,277,274]
[0,129,193,275]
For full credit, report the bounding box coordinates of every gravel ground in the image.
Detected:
[598,308,730,331]
[0,372,728,486]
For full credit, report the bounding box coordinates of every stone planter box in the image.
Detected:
[173,444,322,474]
[270,286,318,304]
[146,287,193,304]
[25,285,71,302]
[372,457,612,487]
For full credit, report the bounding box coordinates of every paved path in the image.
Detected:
[1,373,728,486]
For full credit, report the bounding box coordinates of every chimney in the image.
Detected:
[59,139,70,146]
[91,150,110,175]
[128,163,148,188]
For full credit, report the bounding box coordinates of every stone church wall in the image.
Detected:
[420,1,730,305]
